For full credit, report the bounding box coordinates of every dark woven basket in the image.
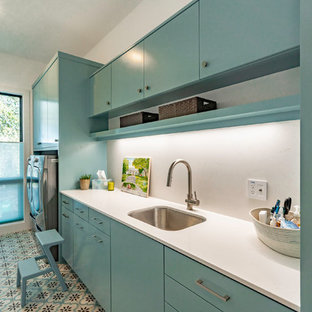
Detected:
[120,112,159,128]
[159,97,217,120]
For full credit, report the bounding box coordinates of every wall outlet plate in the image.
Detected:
[248,179,268,201]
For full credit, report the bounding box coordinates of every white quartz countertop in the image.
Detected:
[61,189,300,311]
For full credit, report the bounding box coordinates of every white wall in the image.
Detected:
[0,52,45,90]
[107,120,300,221]
[85,0,193,64]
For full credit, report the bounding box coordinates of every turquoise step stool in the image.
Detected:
[16,229,68,307]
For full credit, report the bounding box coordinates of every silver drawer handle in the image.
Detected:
[93,217,103,224]
[62,213,69,219]
[196,280,230,302]
[79,211,84,214]
[62,201,69,204]
[97,240,103,243]
[80,226,84,230]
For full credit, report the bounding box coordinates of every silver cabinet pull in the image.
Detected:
[93,217,103,225]
[79,211,84,214]
[62,200,69,204]
[137,88,142,93]
[54,139,59,142]
[106,101,110,105]
[202,61,208,68]
[97,240,103,243]
[145,85,150,90]
[196,280,230,302]
[62,213,69,219]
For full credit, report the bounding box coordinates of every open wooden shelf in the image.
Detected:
[90,95,300,141]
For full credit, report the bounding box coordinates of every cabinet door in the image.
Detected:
[91,64,112,115]
[111,221,164,312]
[33,80,42,150]
[73,215,90,283]
[47,60,59,147]
[61,207,74,267]
[112,43,144,109]
[144,2,199,97]
[33,77,48,150]
[86,225,111,312]
[200,0,300,79]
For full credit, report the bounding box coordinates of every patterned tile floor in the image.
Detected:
[0,230,105,312]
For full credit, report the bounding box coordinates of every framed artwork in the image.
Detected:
[121,157,151,197]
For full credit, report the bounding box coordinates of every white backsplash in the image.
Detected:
[107,119,299,221]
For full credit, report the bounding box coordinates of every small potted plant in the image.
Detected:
[80,174,91,190]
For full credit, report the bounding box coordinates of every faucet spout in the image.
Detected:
[166,159,199,210]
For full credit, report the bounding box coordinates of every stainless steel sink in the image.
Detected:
[128,206,206,231]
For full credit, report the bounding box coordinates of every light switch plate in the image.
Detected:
[248,179,268,200]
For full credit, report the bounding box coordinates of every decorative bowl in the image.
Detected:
[249,208,300,258]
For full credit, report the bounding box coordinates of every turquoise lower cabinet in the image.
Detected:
[199,0,299,79]
[85,224,111,312]
[111,221,164,312]
[165,303,179,312]
[165,248,293,312]
[112,43,144,109]
[62,197,294,312]
[143,2,199,97]
[73,201,89,221]
[73,215,90,284]
[60,207,74,267]
[90,64,112,115]
[165,275,221,312]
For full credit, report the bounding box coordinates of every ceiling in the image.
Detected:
[0,0,143,63]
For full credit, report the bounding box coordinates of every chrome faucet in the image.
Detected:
[166,159,200,211]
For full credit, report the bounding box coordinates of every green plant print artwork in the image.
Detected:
[121,157,151,197]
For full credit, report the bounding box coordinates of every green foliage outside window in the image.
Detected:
[0,94,20,142]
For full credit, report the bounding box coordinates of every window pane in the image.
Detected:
[0,94,21,143]
[0,143,23,178]
[0,182,23,224]
[0,92,23,223]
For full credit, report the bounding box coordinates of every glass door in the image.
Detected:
[0,92,24,224]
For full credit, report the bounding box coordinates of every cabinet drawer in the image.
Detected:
[165,303,178,312]
[165,275,221,312]
[89,209,110,236]
[73,201,88,221]
[61,195,73,212]
[165,248,293,312]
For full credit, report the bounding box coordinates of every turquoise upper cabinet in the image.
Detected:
[112,43,144,109]
[111,221,164,312]
[90,64,112,115]
[47,60,59,145]
[33,59,59,151]
[144,2,199,97]
[33,79,44,150]
[199,0,300,79]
